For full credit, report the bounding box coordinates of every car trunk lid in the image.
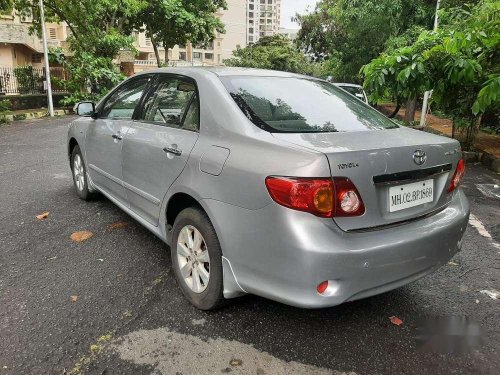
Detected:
[273,127,462,231]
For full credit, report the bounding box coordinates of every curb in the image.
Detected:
[1,109,72,122]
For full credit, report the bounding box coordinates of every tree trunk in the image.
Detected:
[388,102,401,118]
[403,97,417,123]
[150,35,161,67]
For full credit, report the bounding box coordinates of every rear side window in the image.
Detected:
[100,76,151,119]
[141,76,199,130]
[221,76,398,133]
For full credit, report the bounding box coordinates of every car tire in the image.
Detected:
[171,207,225,310]
[70,145,93,201]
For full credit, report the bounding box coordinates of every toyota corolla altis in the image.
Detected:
[68,68,469,310]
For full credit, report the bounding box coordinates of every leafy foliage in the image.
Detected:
[0,99,11,112]
[224,35,318,75]
[14,65,42,94]
[128,0,226,66]
[361,0,499,147]
[295,0,436,82]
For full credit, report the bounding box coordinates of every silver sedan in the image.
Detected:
[68,68,469,310]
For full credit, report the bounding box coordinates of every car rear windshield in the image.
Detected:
[220,76,398,133]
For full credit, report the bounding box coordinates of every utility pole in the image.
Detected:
[39,0,54,117]
[419,0,441,127]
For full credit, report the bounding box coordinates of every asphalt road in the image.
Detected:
[0,116,499,375]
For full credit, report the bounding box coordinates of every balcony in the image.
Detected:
[134,59,207,68]
[0,23,43,52]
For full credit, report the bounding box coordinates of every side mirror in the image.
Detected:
[75,101,96,117]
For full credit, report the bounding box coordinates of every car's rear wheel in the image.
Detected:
[171,207,225,310]
[71,145,93,201]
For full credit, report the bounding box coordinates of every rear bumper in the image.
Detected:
[204,189,469,308]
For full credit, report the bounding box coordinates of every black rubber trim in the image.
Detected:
[373,163,452,185]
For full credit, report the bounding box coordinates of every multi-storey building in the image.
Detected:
[0,0,282,75]
[134,0,248,71]
[247,0,281,44]
[0,12,70,68]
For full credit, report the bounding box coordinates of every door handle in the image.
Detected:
[163,147,182,156]
[112,134,123,141]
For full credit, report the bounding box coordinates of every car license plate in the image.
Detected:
[389,179,434,212]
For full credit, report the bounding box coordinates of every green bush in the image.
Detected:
[0,99,11,112]
[14,66,42,94]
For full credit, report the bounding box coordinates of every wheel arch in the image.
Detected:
[164,191,246,299]
[166,192,205,232]
[68,137,79,162]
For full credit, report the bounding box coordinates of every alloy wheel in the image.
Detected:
[73,154,85,191]
[176,225,210,293]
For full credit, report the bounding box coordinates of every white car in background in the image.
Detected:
[335,83,369,104]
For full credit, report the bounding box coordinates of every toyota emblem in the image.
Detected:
[413,149,426,166]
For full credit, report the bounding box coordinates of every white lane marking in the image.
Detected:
[469,214,492,239]
[476,184,500,199]
[480,290,499,300]
[111,327,355,375]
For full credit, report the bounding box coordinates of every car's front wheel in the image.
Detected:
[171,207,225,310]
[71,145,93,201]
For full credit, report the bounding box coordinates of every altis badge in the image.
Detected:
[338,162,359,170]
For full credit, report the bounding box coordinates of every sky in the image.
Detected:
[281,0,319,29]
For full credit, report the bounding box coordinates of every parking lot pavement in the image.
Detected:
[0,116,499,375]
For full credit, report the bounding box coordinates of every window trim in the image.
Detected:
[133,73,201,133]
[96,74,154,120]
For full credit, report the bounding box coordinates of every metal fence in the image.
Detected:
[0,66,69,95]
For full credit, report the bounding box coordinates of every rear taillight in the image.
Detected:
[333,177,366,217]
[448,159,465,193]
[265,176,365,217]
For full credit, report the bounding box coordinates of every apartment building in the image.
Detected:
[0,0,282,74]
[0,13,70,68]
[134,0,248,72]
[247,0,282,44]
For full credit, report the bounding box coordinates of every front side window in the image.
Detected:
[141,76,199,130]
[100,76,150,119]
[221,76,398,133]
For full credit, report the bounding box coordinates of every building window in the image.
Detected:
[249,36,254,42]
[179,52,186,61]
[249,4,254,10]
[217,41,221,47]
[193,52,202,60]
[145,37,152,47]
[205,53,213,60]
[249,28,254,34]
[48,28,57,40]
[31,53,42,63]
[249,12,253,17]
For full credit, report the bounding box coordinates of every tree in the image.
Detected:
[295,0,436,83]
[128,0,226,67]
[2,0,143,102]
[361,0,499,147]
[224,35,318,75]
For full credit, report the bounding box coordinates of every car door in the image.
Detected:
[85,75,152,204]
[122,74,200,225]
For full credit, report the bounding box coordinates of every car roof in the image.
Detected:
[133,66,314,79]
